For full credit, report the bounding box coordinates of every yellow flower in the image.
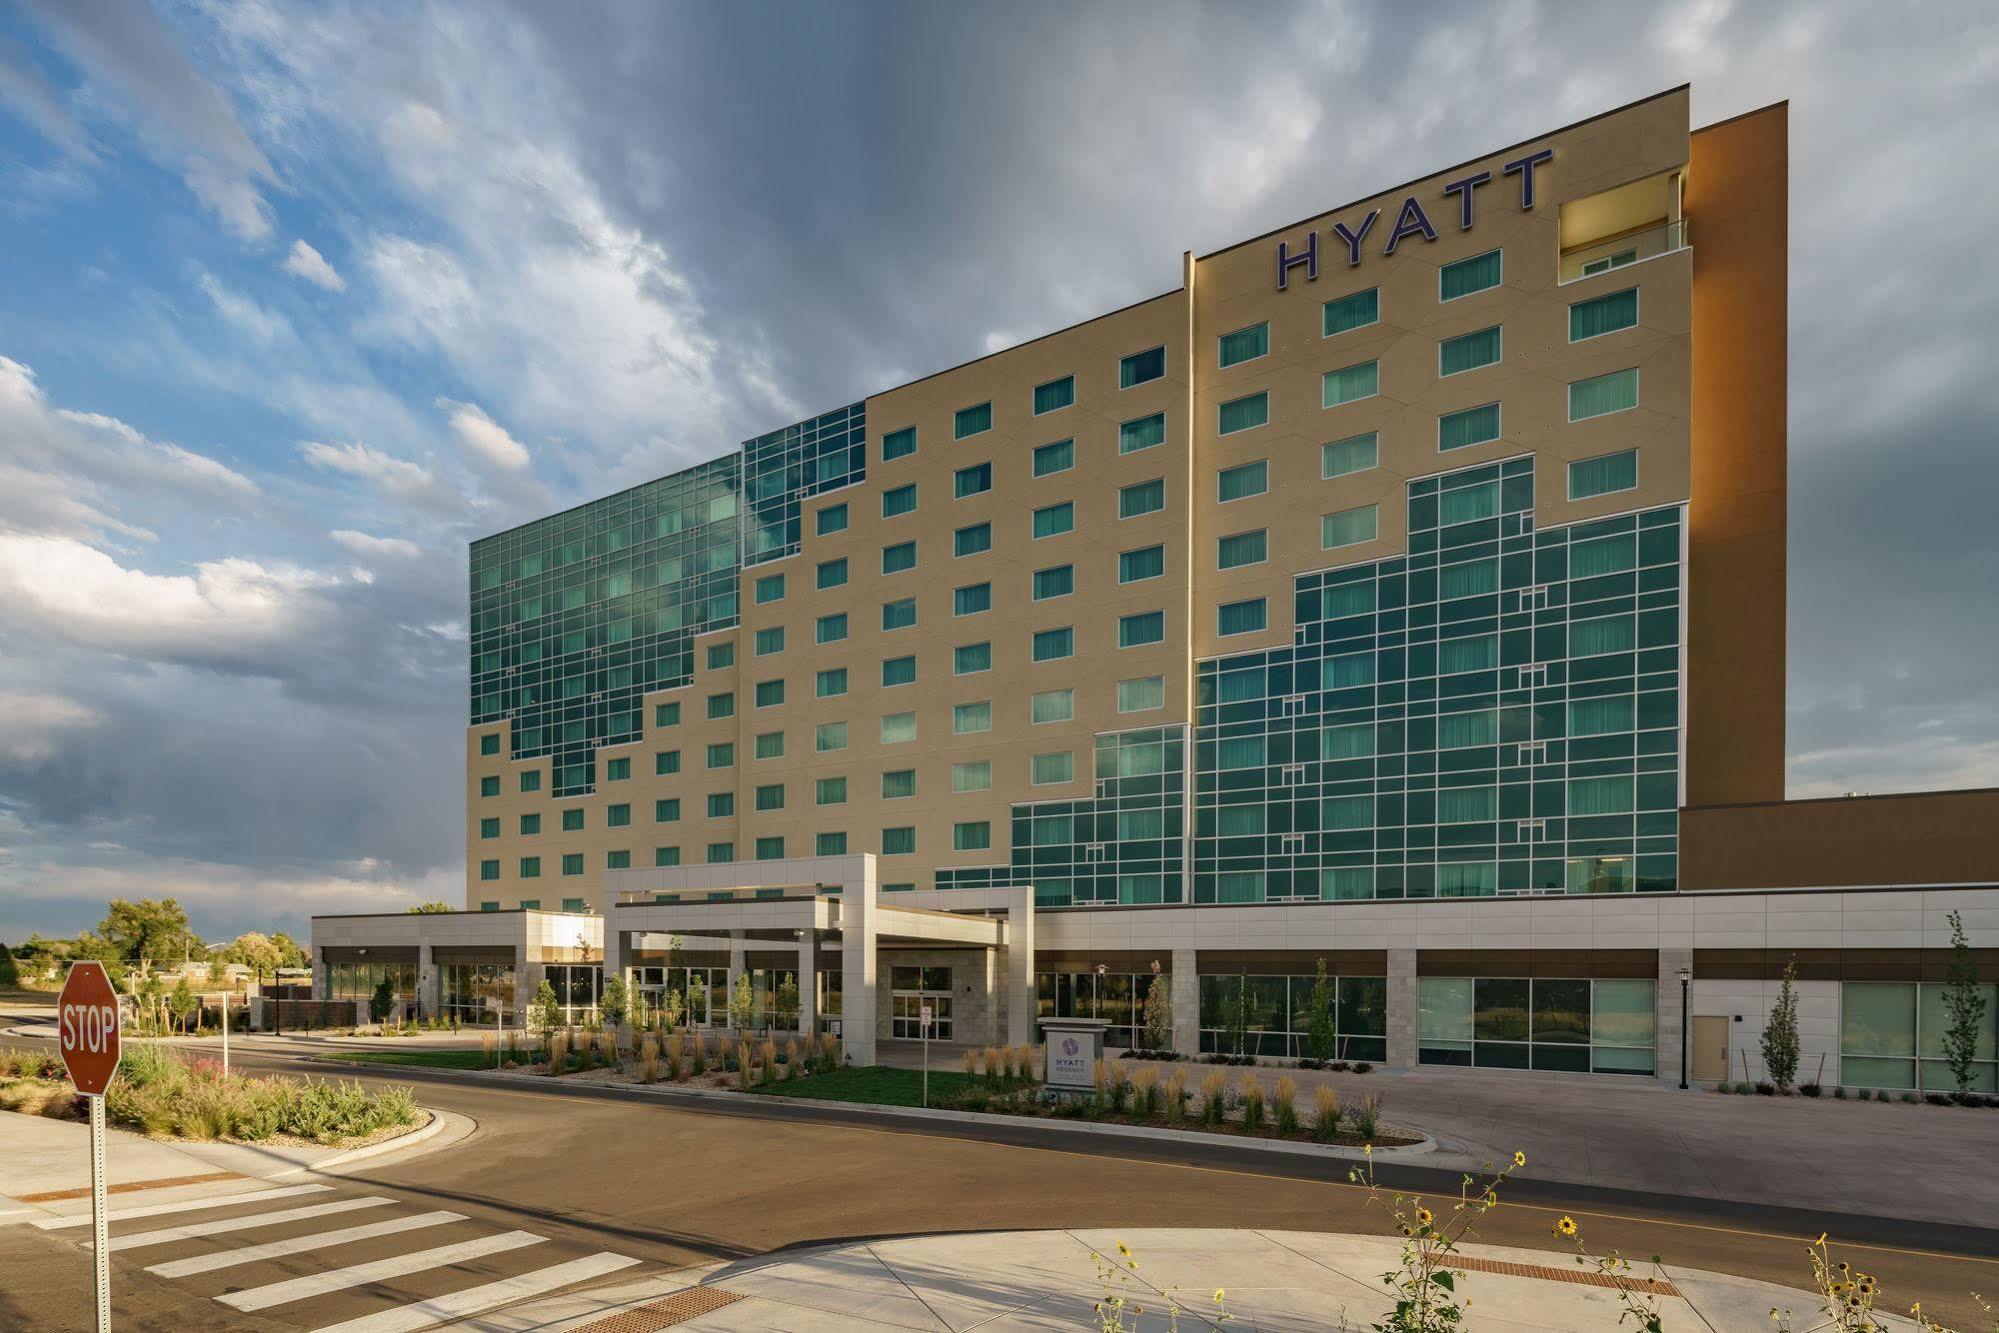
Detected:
[1415,1207,1434,1228]
[1117,1242,1130,1258]
[1554,1216,1577,1238]
[1815,1232,1827,1245]
[1513,1151,1527,1167]
[1482,1191,1498,1207]
[1213,1288,1226,1304]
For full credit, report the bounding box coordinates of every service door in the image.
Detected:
[1691,1014,1730,1083]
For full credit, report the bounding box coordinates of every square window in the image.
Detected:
[754,783,784,812]
[706,842,735,864]
[1218,597,1267,636]
[706,741,735,768]
[1217,390,1269,435]
[955,462,993,498]
[1119,478,1165,518]
[1570,368,1639,421]
[1322,504,1379,549]
[605,756,631,781]
[954,522,992,557]
[1033,375,1075,415]
[1218,530,1267,569]
[1217,459,1267,502]
[1569,449,1639,499]
[562,853,584,877]
[881,826,916,856]
[707,692,734,720]
[519,857,540,878]
[562,808,584,832]
[480,817,500,839]
[1032,626,1074,661]
[521,813,541,835]
[1323,288,1379,337]
[1119,345,1166,388]
[479,775,500,797]
[881,769,916,799]
[954,641,992,674]
[1570,288,1639,342]
[1032,564,1074,600]
[655,750,680,775]
[880,711,916,744]
[755,731,785,759]
[754,572,785,604]
[754,626,784,656]
[654,846,680,866]
[706,642,734,671]
[708,792,734,818]
[883,484,917,518]
[882,597,917,630]
[954,402,993,439]
[1439,403,1501,451]
[520,770,540,793]
[480,733,500,756]
[1218,322,1269,367]
[607,802,631,827]
[1033,438,1075,476]
[817,557,848,589]
[952,760,992,792]
[1322,431,1378,478]
[882,425,917,460]
[816,667,848,698]
[1439,325,1502,376]
[480,860,499,881]
[1032,751,1073,784]
[881,655,916,687]
[817,503,849,536]
[654,701,680,728]
[755,836,784,860]
[953,701,992,734]
[881,540,917,574]
[816,832,848,855]
[1118,676,1164,712]
[953,821,991,851]
[954,583,991,616]
[1032,502,1073,539]
[1439,249,1502,301]
[1119,413,1165,454]
[1323,360,1378,407]
[1119,545,1165,583]
[817,777,848,806]
[816,612,848,644]
[1031,687,1075,723]
[1119,610,1164,647]
[654,798,680,823]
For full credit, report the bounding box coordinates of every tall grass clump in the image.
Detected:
[546,1030,569,1077]
[1132,1067,1159,1119]
[1273,1075,1299,1135]
[736,1041,754,1091]
[690,1032,709,1078]
[784,1038,800,1081]
[962,1048,978,1078]
[1164,1068,1187,1124]
[665,1032,685,1081]
[1200,1070,1227,1125]
[1313,1084,1342,1142]
[1352,1091,1382,1143]
[638,1035,662,1084]
[758,1038,778,1086]
[1239,1072,1265,1132]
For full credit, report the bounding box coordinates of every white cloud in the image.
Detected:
[298,439,463,516]
[439,398,529,470]
[282,238,346,291]
[330,529,421,560]
[198,272,291,344]
[0,691,102,762]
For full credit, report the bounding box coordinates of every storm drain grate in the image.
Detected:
[1441,1254,1680,1296]
[569,1286,743,1332]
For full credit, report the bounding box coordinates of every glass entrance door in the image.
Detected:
[890,965,953,1040]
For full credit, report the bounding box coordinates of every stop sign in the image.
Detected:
[59,961,122,1096]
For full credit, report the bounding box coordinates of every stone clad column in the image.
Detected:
[982,946,1001,1046]
[1171,947,1200,1056]
[1657,947,1692,1086]
[417,942,436,1020]
[1005,886,1035,1047]
[310,945,328,1002]
[841,857,879,1065]
[797,931,816,1036]
[1386,948,1419,1069]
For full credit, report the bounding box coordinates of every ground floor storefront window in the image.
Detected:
[1419,977,1654,1075]
[545,964,601,1022]
[440,961,516,1023]
[892,965,952,1040]
[1196,973,1387,1061]
[1036,969,1166,1048]
[324,960,416,1006]
[633,965,727,1026]
[1841,981,1997,1092]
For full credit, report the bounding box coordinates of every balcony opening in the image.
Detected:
[1558,169,1687,283]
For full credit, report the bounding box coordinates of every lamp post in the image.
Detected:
[1678,965,1692,1089]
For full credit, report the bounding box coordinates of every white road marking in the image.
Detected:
[216,1229,547,1312]
[310,1252,643,1333]
[99,1196,395,1252]
[34,1183,331,1229]
[146,1210,466,1276]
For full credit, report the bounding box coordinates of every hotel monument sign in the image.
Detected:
[1041,1016,1108,1091]
[1276,146,1553,289]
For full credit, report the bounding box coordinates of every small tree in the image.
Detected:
[663,987,686,1033]
[531,979,562,1042]
[688,976,708,1029]
[600,973,629,1029]
[1141,960,1172,1052]
[169,975,198,1035]
[776,973,801,1031]
[1940,909,1989,1097]
[1227,968,1251,1058]
[369,975,396,1028]
[728,973,754,1033]
[1305,957,1337,1062]
[206,954,228,987]
[1760,956,1800,1090]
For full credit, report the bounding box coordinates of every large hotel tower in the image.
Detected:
[315,88,1998,1090]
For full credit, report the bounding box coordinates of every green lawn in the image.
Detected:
[753,1065,973,1107]
[322,1048,498,1070]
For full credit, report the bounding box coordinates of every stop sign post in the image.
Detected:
[60,960,120,1333]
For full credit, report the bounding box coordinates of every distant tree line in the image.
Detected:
[3,896,309,991]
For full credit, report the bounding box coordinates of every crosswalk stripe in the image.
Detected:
[145,1210,466,1277]
[33,1183,332,1229]
[217,1229,547,1312]
[310,1252,643,1333]
[99,1196,395,1252]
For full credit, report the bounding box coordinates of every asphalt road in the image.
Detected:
[6,1031,1998,1329]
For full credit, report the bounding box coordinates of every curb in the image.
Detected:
[315,1059,1436,1162]
[300,1107,474,1175]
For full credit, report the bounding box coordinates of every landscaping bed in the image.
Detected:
[1,1045,424,1148]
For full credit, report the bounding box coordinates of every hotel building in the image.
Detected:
[314,88,1999,1090]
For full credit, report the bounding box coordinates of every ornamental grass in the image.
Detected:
[546,1030,569,1077]
[1239,1072,1265,1132]
[1164,1068,1187,1124]
[1273,1075,1299,1135]
[1313,1083,1342,1141]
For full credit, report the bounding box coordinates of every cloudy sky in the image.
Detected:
[0,1,1994,944]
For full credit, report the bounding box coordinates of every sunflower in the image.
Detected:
[1513,1151,1527,1167]
[1213,1288,1226,1304]
[1554,1215,1578,1238]
[1415,1207,1434,1228]
[1117,1242,1131,1258]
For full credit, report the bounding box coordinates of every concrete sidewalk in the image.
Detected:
[0,1111,353,1211]
[664,1228,1896,1331]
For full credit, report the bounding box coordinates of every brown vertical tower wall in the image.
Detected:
[1685,102,1789,805]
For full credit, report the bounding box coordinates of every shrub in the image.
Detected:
[1924,1093,1951,1107]
[1901,1091,1919,1104]
[1352,1092,1382,1143]
[1329,1060,1351,1072]
[1800,1083,1821,1098]
[1833,1085,1847,1099]
[1200,1071,1227,1125]
[1239,1073,1265,1132]
[1313,1084,1341,1141]
[546,1031,569,1077]
[1353,1062,1374,1075]
[1273,1076,1299,1135]
[1755,1082,1776,1096]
